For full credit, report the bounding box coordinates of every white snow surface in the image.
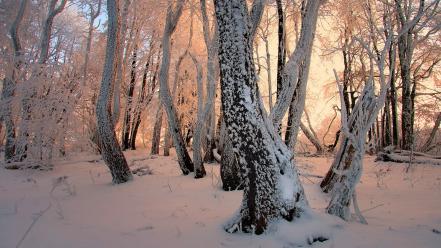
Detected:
[1,150,440,248]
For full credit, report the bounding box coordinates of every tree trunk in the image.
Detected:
[1,0,28,163]
[389,45,399,146]
[421,112,441,152]
[121,45,137,150]
[276,0,286,100]
[284,0,321,149]
[150,106,163,155]
[112,0,131,125]
[215,0,307,234]
[82,0,101,87]
[159,1,194,174]
[95,0,132,184]
[190,53,207,178]
[300,121,323,154]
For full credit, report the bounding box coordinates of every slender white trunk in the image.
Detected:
[159,1,194,174]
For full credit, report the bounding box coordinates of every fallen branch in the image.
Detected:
[376,152,441,165]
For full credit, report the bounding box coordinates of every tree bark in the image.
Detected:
[150,106,163,155]
[1,0,28,163]
[121,46,137,150]
[215,0,307,234]
[159,1,194,174]
[190,52,207,178]
[284,0,321,149]
[82,0,101,87]
[95,0,132,184]
[421,112,441,152]
[112,0,131,125]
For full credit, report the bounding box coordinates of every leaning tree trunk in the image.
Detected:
[421,112,441,152]
[95,0,132,184]
[158,1,194,174]
[215,0,307,235]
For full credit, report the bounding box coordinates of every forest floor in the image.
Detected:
[1,149,440,248]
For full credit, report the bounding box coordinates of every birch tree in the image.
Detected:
[96,0,132,184]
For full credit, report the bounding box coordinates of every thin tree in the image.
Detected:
[159,0,194,175]
[96,0,132,184]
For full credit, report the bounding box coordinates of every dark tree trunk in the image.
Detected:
[276,0,286,100]
[150,106,163,155]
[121,46,137,150]
[389,45,399,146]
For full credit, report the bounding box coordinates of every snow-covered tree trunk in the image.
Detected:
[421,112,441,152]
[325,17,395,218]
[159,1,194,174]
[95,0,132,184]
[192,0,219,174]
[1,0,28,163]
[112,0,131,125]
[300,121,323,154]
[284,0,321,150]
[200,0,219,164]
[15,0,67,162]
[190,52,207,178]
[215,0,307,234]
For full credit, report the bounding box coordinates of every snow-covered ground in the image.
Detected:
[1,150,440,248]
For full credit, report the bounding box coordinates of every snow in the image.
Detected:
[1,151,440,248]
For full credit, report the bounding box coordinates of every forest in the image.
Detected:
[0,0,440,247]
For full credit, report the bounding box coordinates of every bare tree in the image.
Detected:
[284,0,322,150]
[96,0,132,184]
[215,0,307,234]
[1,0,28,163]
[159,0,194,175]
[81,0,102,87]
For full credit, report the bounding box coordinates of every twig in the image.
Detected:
[16,202,52,248]
[361,203,384,213]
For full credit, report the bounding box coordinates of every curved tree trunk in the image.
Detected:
[95,0,132,184]
[284,0,321,149]
[159,1,194,174]
[215,0,307,234]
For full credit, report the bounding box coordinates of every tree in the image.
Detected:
[215,0,307,234]
[1,0,28,163]
[159,0,194,175]
[95,0,132,184]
